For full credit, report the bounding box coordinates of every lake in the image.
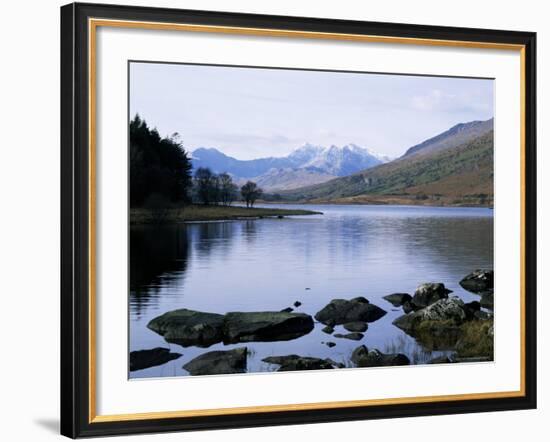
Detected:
[129,204,493,378]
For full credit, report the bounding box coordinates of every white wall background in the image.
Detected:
[0,0,546,440]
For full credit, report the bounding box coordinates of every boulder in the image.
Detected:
[149,309,315,347]
[411,283,452,309]
[223,311,314,343]
[262,355,336,371]
[459,269,494,294]
[351,345,410,367]
[334,332,364,340]
[183,347,247,375]
[314,297,386,325]
[392,298,467,350]
[129,347,182,372]
[480,292,494,310]
[463,300,481,320]
[321,325,335,335]
[402,301,414,314]
[383,293,412,307]
[343,321,368,332]
[147,309,225,347]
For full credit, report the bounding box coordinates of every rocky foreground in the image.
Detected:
[132,269,494,375]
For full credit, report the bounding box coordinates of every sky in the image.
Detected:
[130,62,494,160]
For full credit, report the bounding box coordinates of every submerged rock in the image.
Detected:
[333,332,364,341]
[351,345,410,367]
[325,341,336,348]
[183,347,248,375]
[383,293,412,307]
[262,354,336,371]
[343,321,368,332]
[428,355,453,364]
[129,347,182,372]
[223,311,314,343]
[280,307,294,313]
[314,297,386,325]
[411,283,452,309]
[459,269,494,294]
[147,309,225,347]
[294,301,302,307]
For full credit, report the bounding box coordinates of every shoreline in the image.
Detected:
[259,197,493,209]
[130,204,323,225]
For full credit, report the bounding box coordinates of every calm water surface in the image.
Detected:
[129,204,493,378]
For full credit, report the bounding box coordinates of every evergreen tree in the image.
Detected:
[129,114,193,207]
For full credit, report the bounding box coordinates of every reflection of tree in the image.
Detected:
[190,222,237,259]
[130,225,190,315]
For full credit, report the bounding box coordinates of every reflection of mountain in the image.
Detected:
[191,143,390,191]
[278,119,494,204]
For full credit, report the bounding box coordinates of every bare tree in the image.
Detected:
[241,181,263,208]
[219,172,238,206]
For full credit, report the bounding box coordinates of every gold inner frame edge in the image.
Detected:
[87,18,527,424]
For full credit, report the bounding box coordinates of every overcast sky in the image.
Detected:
[130,62,494,160]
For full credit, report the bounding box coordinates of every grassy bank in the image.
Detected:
[130,204,322,224]
[299,194,493,208]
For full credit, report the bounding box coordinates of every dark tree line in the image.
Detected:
[130,114,193,207]
[130,114,263,209]
[193,168,263,208]
[193,167,240,206]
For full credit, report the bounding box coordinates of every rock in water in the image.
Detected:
[411,283,452,309]
[392,297,467,350]
[280,307,294,313]
[223,311,314,343]
[147,309,225,347]
[480,292,494,310]
[183,347,248,375]
[130,347,182,372]
[459,269,494,294]
[262,355,336,371]
[428,355,452,364]
[314,297,386,325]
[351,345,410,367]
[321,325,335,334]
[334,332,364,340]
[343,321,368,332]
[383,293,412,307]
[294,301,302,307]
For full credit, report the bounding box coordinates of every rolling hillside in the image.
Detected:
[276,121,494,207]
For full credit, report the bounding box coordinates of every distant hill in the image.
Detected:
[276,119,494,206]
[191,143,390,191]
[402,118,493,158]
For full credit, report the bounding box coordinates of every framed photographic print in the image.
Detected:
[60,2,537,438]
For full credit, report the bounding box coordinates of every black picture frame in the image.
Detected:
[61,2,537,438]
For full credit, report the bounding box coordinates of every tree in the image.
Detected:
[194,167,215,205]
[241,181,263,208]
[218,173,238,206]
[129,114,193,207]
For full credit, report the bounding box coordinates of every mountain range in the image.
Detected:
[191,144,391,191]
[276,118,494,206]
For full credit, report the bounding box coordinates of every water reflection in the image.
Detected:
[129,204,493,378]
